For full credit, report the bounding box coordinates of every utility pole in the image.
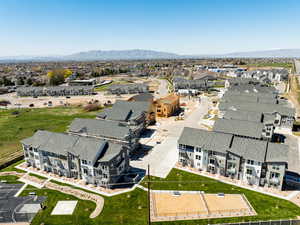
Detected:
[147,164,151,225]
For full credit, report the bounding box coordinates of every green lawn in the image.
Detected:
[0,174,22,183]
[247,62,293,69]
[0,107,99,165]
[94,83,114,91]
[20,185,148,225]
[94,81,131,92]
[29,173,47,180]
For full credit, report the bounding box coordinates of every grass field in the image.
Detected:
[246,62,293,69]
[20,185,148,225]
[0,175,22,183]
[94,80,131,92]
[0,107,99,165]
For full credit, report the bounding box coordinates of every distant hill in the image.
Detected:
[221,49,300,58]
[1,48,300,62]
[64,49,181,60]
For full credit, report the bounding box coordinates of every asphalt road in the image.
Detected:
[154,79,169,98]
[294,59,300,74]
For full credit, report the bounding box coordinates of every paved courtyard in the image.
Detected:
[130,96,211,178]
[51,201,78,215]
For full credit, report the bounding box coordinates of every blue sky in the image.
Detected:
[0,0,300,56]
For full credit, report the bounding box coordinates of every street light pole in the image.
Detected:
[147,164,151,225]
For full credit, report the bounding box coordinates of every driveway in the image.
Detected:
[130,96,211,178]
[277,127,300,174]
[284,133,300,174]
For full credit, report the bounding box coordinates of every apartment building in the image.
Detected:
[107,83,149,95]
[213,118,273,140]
[17,86,94,97]
[222,111,275,140]
[178,127,288,190]
[97,100,154,135]
[21,130,129,188]
[68,118,140,153]
[178,127,232,176]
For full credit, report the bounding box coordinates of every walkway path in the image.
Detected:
[44,181,104,219]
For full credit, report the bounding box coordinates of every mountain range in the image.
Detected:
[1,49,300,62]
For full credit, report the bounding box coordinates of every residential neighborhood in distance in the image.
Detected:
[1,1,300,225]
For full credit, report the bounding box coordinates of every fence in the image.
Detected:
[211,219,300,225]
[0,153,24,170]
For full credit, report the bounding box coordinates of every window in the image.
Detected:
[270,172,280,178]
[195,155,201,160]
[83,168,88,174]
[196,148,201,153]
[82,160,87,165]
[247,160,254,165]
[272,165,280,170]
[228,163,235,169]
[246,169,253,175]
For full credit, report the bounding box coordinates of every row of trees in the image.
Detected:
[90,68,130,77]
[0,76,14,86]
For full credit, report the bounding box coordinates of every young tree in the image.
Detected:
[47,69,65,86]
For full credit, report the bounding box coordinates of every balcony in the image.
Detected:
[269,177,280,185]
[227,167,236,175]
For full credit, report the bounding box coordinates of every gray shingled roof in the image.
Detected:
[178,127,233,154]
[223,110,262,123]
[130,93,153,102]
[21,130,123,163]
[72,136,107,162]
[263,113,276,123]
[219,101,295,117]
[98,143,123,162]
[230,136,267,162]
[68,118,130,140]
[21,130,52,148]
[40,131,79,155]
[99,100,150,121]
[213,118,263,139]
[266,143,289,163]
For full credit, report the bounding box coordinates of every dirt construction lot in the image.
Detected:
[0,92,135,109]
[150,191,256,222]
